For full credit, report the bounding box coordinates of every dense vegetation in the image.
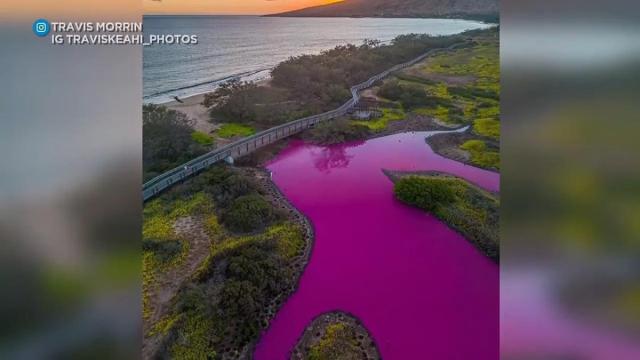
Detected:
[379,79,452,110]
[270,35,461,111]
[473,118,500,139]
[419,33,499,127]
[394,175,499,261]
[460,139,500,169]
[143,104,209,181]
[143,166,306,359]
[202,33,467,129]
[304,119,371,145]
[221,193,281,233]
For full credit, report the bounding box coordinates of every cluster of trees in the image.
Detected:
[203,79,305,126]
[163,238,293,357]
[304,119,371,145]
[143,104,207,181]
[168,166,284,234]
[271,34,460,111]
[203,33,464,127]
[221,194,281,233]
[216,239,293,346]
[394,176,457,211]
[379,79,452,110]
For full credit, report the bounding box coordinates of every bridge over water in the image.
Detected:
[143,42,465,201]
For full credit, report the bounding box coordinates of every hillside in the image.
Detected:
[267,0,499,22]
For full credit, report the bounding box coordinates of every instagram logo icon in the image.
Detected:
[32,19,50,37]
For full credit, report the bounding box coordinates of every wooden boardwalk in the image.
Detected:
[143,43,464,201]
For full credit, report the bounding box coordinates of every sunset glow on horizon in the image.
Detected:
[143,0,343,15]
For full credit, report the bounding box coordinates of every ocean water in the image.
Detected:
[255,131,499,359]
[143,16,491,103]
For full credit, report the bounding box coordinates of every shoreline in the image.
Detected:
[161,77,273,135]
[383,168,500,262]
[426,130,500,171]
[239,166,317,359]
[143,164,315,360]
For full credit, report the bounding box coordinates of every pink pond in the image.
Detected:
[254,131,499,359]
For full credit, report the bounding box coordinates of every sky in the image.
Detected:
[143,0,343,15]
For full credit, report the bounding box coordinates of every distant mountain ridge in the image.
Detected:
[267,0,499,22]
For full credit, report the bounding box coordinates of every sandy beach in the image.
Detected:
[165,93,216,134]
[164,78,271,135]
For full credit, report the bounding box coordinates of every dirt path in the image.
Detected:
[142,215,214,359]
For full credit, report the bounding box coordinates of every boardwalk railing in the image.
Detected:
[143,42,465,201]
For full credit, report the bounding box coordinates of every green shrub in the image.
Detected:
[183,166,260,208]
[460,140,500,169]
[215,240,292,347]
[221,194,276,233]
[143,239,183,263]
[378,79,404,100]
[191,131,214,146]
[394,176,456,211]
[379,79,452,110]
[473,118,500,139]
[143,104,207,181]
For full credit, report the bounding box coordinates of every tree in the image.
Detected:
[143,104,205,180]
[221,194,276,233]
[394,176,456,211]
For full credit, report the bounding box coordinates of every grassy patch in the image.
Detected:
[476,102,500,119]
[216,123,255,138]
[423,41,500,94]
[308,322,361,360]
[473,118,500,139]
[191,131,214,146]
[413,105,456,124]
[353,108,405,131]
[460,140,500,169]
[394,175,499,261]
[427,82,451,99]
[400,39,500,128]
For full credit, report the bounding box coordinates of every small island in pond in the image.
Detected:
[292,312,380,360]
[386,170,499,262]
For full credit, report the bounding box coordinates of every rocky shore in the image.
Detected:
[292,311,381,360]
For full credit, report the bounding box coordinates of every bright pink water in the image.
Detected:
[254,131,499,359]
